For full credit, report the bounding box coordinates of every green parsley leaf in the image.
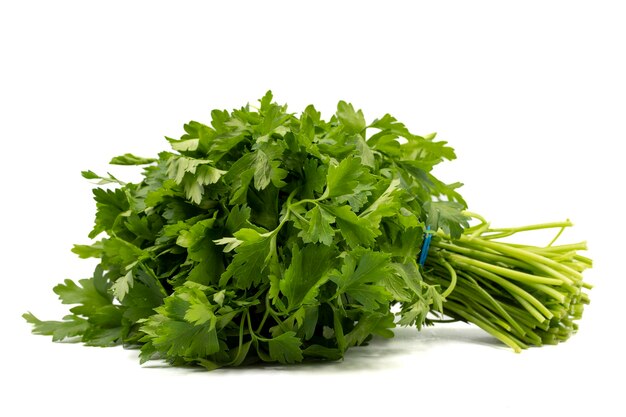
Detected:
[109,153,157,165]
[321,204,379,248]
[297,205,335,246]
[218,229,276,289]
[279,244,335,311]
[23,313,89,342]
[331,249,392,311]
[89,188,129,238]
[336,101,366,134]
[324,156,366,199]
[425,200,470,239]
[267,331,304,364]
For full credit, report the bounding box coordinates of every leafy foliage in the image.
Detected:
[25,92,591,369]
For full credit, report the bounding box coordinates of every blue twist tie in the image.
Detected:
[418,225,432,266]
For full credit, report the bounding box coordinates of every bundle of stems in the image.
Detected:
[425,214,592,352]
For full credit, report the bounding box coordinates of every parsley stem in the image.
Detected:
[449,271,526,336]
[256,293,272,334]
[463,211,488,224]
[460,236,582,283]
[288,195,324,211]
[448,260,554,320]
[439,258,457,299]
[433,240,531,270]
[481,220,573,239]
[289,209,309,225]
[445,300,524,352]
[246,310,257,341]
[227,310,248,366]
[547,223,567,247]
[447,253,563,286]
[423,213,591,351]
[444,238,577,285]
[293,198,319,206]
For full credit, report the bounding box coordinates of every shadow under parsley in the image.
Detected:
[138,323,504,373]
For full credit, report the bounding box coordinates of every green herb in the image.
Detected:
[24,92,592,368]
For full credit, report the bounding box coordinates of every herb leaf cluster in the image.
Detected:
[25,92,591,368]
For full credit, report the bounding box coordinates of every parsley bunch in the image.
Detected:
[24,92,591,368]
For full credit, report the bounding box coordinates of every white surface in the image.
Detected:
[1,1,624,416]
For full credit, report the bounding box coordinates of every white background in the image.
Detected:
[1,1,624,415]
